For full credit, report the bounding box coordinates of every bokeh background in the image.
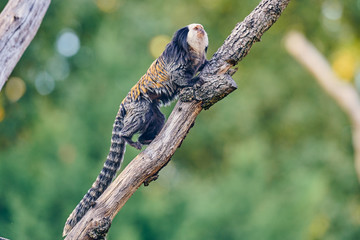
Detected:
[1,0,360,239]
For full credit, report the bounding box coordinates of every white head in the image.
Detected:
[186,23,208,54]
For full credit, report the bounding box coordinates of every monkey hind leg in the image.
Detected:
[120,101,153,150]
[120,123,143,150]
[138,104,165,145]
[122,136,142,150]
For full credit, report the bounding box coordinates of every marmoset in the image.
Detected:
[63,23,208,236]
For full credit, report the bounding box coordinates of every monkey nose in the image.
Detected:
[195,26,205,35]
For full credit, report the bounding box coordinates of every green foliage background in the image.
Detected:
[1,0,360,239]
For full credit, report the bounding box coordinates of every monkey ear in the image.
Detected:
[172,26,189,53]
[162,26,190,64]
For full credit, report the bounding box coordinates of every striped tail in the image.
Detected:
[63,108,126,237]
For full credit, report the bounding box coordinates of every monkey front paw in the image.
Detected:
[193,76,205,87]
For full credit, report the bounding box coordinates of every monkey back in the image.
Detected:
[123,55,177,107]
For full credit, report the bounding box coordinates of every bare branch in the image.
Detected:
[65,0,291,239]
[284,31,360,182]
[0,0,50,90]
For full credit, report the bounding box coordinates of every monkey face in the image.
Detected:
[187,23,208,54]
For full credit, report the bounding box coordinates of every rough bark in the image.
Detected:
[64,0,291,239]
[285,31,360,183]
[0,0,50,90]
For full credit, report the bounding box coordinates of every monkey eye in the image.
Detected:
[193,24,204,32]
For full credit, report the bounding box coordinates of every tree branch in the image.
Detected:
[65,0,291,239]
[284,31,360,183]
[0,0,50,91]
